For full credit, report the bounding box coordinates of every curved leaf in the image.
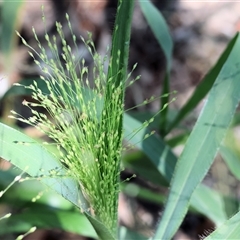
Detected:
[167,33,240,133]
[0,124,102,237]
[0,208,97,238]
[124,113,227,225]
[154,33,240,240]
[139,0,172,71]
[139,0,173,133]
[204,210,240,240]
[0,170,73,210]
[0,122,80,208]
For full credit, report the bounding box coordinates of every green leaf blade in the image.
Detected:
[0,208,97,239]
[0,122,80,208]
[139,0,172,71]
[167,33,240,133]
[123,113,227,225]
[139,0,173,134]
[107,0,134,88]
[205,210,240,240]
[154,33,240,240]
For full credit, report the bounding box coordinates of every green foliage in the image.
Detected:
[0,169,97,238]
[154,33,240,239]
[124,114,230,226]
[1,0,134,239]
[204,210,240,240]
[1,0,240,239]
[139,0,173,134]
[166,34,240,133]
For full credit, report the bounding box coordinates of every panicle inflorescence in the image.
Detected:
[12,12,171,234]
[13,14,125,232]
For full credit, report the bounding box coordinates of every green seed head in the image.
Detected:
[16,15,124,232]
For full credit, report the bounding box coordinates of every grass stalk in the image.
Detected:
[12,0,135,239]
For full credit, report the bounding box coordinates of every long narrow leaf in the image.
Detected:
[0,122,114,239]
[154,33,240,240]
[0,122,80,207]
[103,0,134,153]
[124,113,227,225]
[94,0,134,238]
[0,123,113,238]
[167,33,240,133]
[124,114,176,182]
[139,0,172,71]
[0,208,97,238]
[204,210,240,240]
[106,0,134,87]
[139,0,173,134]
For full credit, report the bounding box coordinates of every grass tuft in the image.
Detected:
[13,16,124,233]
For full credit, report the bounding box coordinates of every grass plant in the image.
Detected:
[1,0,240,239]
[8,1,134,239]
